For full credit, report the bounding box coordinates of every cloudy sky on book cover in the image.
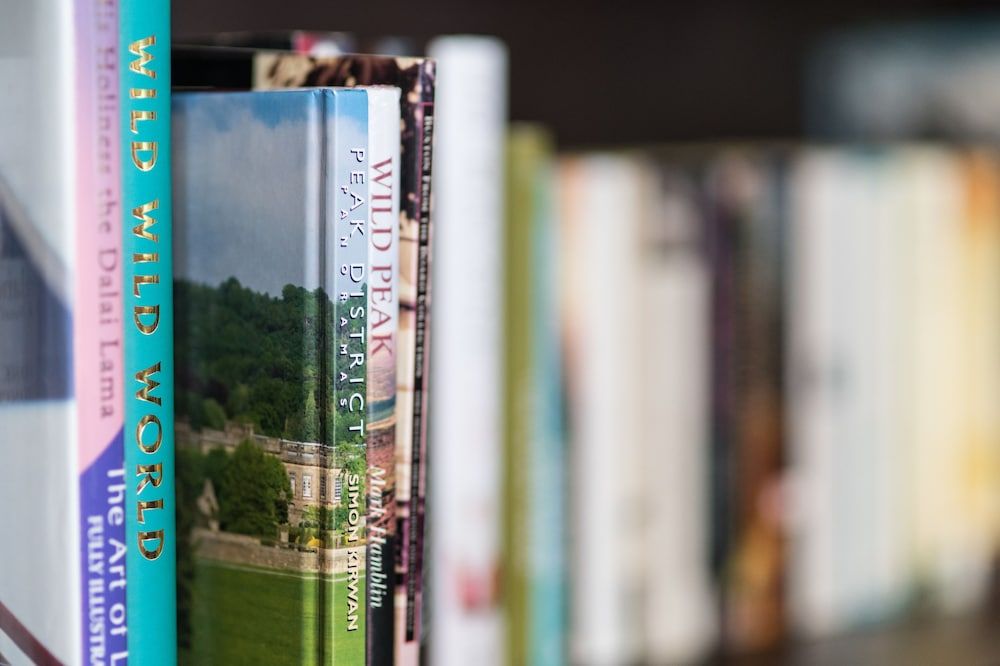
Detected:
[175,91,365,296]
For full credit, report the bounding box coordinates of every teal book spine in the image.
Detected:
[120,0,177,662]
[327,87,370,658]
[529,157,566,666]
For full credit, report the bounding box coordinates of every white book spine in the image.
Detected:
[640,171,715,663]
[366,86,401,661]
[560,156,644,666]
[426,35,508,666]
[787,151,842,636]
[0,1,83,663]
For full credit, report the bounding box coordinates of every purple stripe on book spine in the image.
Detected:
[79,429,128,664]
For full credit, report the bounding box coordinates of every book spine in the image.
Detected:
[503,126,564,666]
[120,0,176,661]
[953,151,1000,610]
[559,156,645,666]
[396,60,436,666]
[366,88,401,666]
[870,154,912,622]
[425,36,507,666]
[77,0,127,662]
[328,87,369,657]
[908,150,965,610]
[503,125,562,664]
[708,155,785,650]
[639,168,715,663]
[528,150,567,666]
[787,152,841,635]
[502,128,536,666]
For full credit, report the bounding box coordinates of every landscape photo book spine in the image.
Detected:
[327,86,370,657]
[250,54,438,661]
[173,89,353,664]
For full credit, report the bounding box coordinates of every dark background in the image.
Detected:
[174,0,995,147]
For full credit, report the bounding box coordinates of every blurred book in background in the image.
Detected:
[559,154,647,665]
[426,34,509,666]
[808,20,1000,140]
[638,157,716,664]
[705,150,788,653]
[0,1,124,662]
[502,125,566,666]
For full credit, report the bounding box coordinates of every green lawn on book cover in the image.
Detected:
[182,559,365,665]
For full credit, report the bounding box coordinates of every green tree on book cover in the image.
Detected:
[172,90,366,664]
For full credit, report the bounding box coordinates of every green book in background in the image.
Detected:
[503,125,565,666]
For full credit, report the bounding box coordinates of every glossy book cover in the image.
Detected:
[172,88,369,664]
[253,53,435,663]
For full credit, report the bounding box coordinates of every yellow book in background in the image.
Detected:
[906,148,966,609]
[945,151,1000,611]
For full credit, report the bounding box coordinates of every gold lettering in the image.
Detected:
[135,363,162,406]
[133,252,158,263]
[131,140,157,171]
[129,88,156,99]
[133,273,159,297]
[137,530,164,561]
[137,499,163,524]
[128,36,156,79]
[136,414,162,454]
[131,200,159,241]
[136,463,163,494]
[134,305,159,335]
[129,109,156,134]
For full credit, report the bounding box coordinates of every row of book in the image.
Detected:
[429,37,1000,659]
[0,1,475,664]
[478,139,1000,666]
[548,145,1000,664]
[6,3,1000,664]
[493,18,1000,664]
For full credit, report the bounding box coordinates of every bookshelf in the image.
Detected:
[166,2,1000,664]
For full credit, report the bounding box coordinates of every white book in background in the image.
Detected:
[640,168,716,663]
[832,152,910,627]
[832,153,876,623]
[559,156,645,666]
[0,1,125,664]
[426,35,508,666]
[787,151,847,636]
[867,152,913,622]
[789,151,913,634]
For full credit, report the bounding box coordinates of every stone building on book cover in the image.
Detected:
[176,420,344,525]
